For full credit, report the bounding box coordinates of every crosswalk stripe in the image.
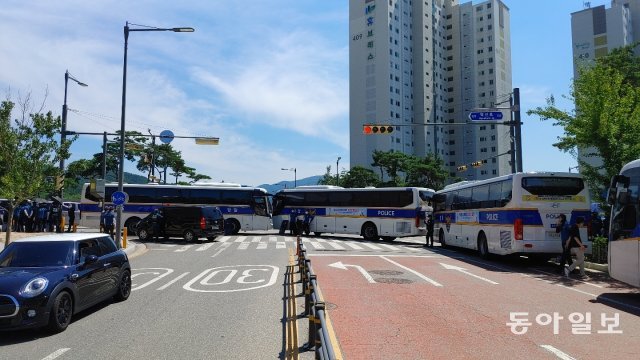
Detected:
[360,242,382,250]
[378,243,401,251]
[196,242,216,251]
[175,245,193,252]
[216,236,231,243]
[401,245,420,252]
[257,242,268,249]
[251,236,260,243]
[269,236,278,242]
[276,242,286,249]
[342,242,364,250]
[235,236,247,243]
[238,242,250,250]
[308,241,325,250]
[326,240,345,250]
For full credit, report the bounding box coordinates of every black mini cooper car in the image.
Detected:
[0,233,131,333]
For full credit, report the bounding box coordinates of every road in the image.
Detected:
[1,233,295,360]
[1,231,639,360]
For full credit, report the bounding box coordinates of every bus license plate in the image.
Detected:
[546,231,560,240]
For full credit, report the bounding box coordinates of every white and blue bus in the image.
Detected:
[433,172,592,260]
[607,159,640,287]
[79,182,272,234]
[272,186,434,241]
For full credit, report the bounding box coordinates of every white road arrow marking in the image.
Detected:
[328,261,376,283]
[440,263,499,284]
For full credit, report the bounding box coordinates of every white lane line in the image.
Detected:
[234,236,247,243]
[41,348,71,360]
[380,256,443,287]
[174,245,193,253]
[257,242,268,249]
[276,242,286,249]
[196,242,216,251]
[157,272,190,290]
[251,236,261,243]
[326,241,345,250]
[540,345,576,360]
[342,242,363,250]
[211,243,231,258]
[360,242,382,250]
[216,236,231,243]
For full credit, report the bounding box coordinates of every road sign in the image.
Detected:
[111,191,128,206]
[159,130,174,144]
[468,111,504,121]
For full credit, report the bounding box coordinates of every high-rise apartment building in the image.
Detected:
[349,0,513,181]
[571,0,640,171]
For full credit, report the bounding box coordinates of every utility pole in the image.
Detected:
[514,88,523,172]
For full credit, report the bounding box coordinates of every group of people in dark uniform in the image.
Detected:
[0,200,78,233]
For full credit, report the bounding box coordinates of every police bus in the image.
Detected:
[607,159,640,287]
[272,186,434,241]
[79,182,272,234]
[433,172,592,260]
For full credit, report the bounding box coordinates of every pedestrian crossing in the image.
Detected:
[146,235,428,254]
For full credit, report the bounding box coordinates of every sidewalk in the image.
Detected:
[0,230,146,259]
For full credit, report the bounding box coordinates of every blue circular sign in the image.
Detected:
[159,130,174,144]
[111,191,128,206]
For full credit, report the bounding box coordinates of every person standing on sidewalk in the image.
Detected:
[565,217,587,277]
[556,214,573,274]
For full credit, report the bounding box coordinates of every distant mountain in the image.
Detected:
[257,175,323,194]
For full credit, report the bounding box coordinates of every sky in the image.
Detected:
[0,0,606,187]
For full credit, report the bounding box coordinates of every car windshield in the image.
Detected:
[0,241,76,267]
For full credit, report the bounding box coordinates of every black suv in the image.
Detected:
[136,206,224,242]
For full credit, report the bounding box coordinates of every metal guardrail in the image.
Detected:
[296,236,337,360]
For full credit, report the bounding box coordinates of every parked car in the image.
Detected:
[136,206,224,242]
[0,233,131,333]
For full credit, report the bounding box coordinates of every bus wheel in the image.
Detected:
[225,219,241,235]
[362,223,378,241]
[478,233,489,259]
[439,229,447,248]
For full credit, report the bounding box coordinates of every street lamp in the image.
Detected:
[60,70,87,199]
[281,168,297,188]
[336,156,342,186]
[116,21,194,247]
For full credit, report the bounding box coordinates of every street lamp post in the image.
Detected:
[115,22,194,248]
[336,157,341,186]
[281,168,297,188]
[60,70,87,199]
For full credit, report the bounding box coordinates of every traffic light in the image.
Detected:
[457,165,467,172]
[363,125,394,135]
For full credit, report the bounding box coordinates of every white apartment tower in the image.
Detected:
[571,0,640,171]
[349,0,513,181]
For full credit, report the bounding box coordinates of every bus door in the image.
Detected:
[251,196,271,230]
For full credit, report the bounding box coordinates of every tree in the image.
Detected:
[370,150,409,186]
[404,153,448,190]
[317,166,337,186]
[0,95,69,244]
[527,44,640,203]
[339,166,380,188]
